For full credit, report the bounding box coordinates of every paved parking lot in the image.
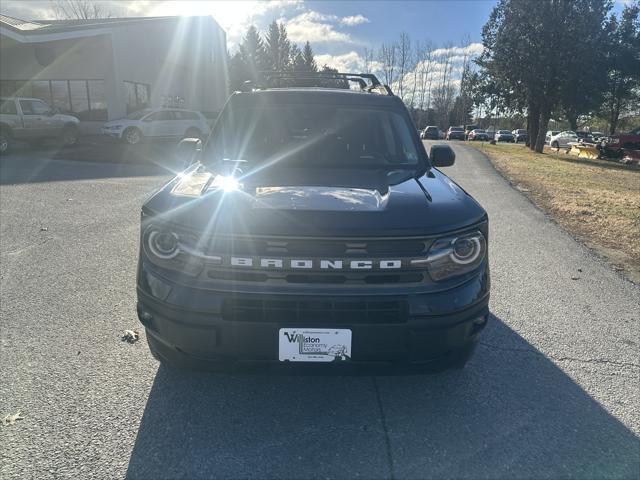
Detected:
[1,142,638,479]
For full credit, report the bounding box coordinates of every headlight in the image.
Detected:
[141,224,207,277]
[147,230,179,259]
[416,231,487,281]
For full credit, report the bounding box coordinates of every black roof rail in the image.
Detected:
[254,71,394,96]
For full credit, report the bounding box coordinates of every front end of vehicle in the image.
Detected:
[135,87,490,373]
[101,121,127,139]
[136,172,489,373]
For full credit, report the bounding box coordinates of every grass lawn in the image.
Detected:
[470,143,640,283]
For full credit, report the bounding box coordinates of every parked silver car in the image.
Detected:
[101,108,211,145]
[548,131,578,148]
[0,97,80,154]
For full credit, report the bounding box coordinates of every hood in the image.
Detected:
[103,118,138,127]
[143,167,486,237]
[57,113,79,123]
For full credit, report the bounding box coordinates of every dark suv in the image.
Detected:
[136,73,490,372]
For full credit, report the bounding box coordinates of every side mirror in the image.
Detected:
[430,144,455,167]
[176,137,202,169]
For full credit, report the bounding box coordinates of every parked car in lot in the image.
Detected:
[512,129,528,143]
[136,72,489,371]
[464,124,480,140]
[421,125,440,140]
[0,96,80,154]
[446,126,465,140]
[545,130,560,143]
[468,129,489,141]
[598,127,640,158]
[102,108,211,145]
[549,131,578,149]
[494,130,515,142]
[576,131,595,143]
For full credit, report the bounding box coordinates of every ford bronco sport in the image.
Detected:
[136,72,490,372]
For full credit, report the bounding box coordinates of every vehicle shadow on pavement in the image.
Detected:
[125,315,639,480]
[0,141,180,185]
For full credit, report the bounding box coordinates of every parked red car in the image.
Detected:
[599,127,640,158]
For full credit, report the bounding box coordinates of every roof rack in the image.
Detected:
[249,72,394,96]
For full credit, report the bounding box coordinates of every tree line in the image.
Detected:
[473,0,639,153]
[228,21,348,91]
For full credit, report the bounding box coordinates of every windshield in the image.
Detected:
[474,130,486,133]
[450,127,464,132]
[126,109,152,120]
[206,104,421,169]
[498,130,511,134]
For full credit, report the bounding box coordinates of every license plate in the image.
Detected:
[279,328,352,362]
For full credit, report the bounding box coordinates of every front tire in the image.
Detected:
[123,127,142,145]
[551,141,559,149]
[184,127,202,140]
[62,125,78,147]
[0,129,11,155]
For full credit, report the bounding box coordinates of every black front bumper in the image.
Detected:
[136,265,490,372]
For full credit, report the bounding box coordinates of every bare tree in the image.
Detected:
[51,0,116,20]
[397,32,411,100]
[378,41,397,87]
[414,39,434,111]
[362,47,375,74]
[432,43,456,127]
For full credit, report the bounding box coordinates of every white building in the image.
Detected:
[0,14,228,133]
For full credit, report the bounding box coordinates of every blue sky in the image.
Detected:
[1,0,629,72]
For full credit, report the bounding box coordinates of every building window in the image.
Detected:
[87,80,107,121]
[69,80,90,120]
[51,80,71,112]
[0,80,31,98]
[0,79,107,121]
[31,80,51,104]
[124,81,150,114]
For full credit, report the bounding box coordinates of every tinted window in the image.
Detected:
[450,127,464,132]
[20,100,49,115]
[208,105,421,169]
[175,111,199,120]
[146,111,174,121]
[1,99,17,115]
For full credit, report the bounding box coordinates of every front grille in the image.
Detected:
[222,297,407,324]
[204,236,429,257]
[206,269,425,285]
[195,234,431,285]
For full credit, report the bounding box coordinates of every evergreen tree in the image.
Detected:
[239,25,267,82]
[601,1,640,134]
[302,42,318,72]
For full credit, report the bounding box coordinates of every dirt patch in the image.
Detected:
[471,143,640,284]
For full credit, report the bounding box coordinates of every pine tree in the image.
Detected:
[302,42,318,72]
[239,25,267,81]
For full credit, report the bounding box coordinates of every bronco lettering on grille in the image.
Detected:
[228,257,403,270]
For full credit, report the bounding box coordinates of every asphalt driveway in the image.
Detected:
[0,142,638,479]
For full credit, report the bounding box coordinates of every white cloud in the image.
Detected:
[340,15,369,26]
[284,11,354,43]
[431,43,483,59]
[315,51,382,72]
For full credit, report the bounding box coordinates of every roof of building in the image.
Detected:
[0,13,222,36]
